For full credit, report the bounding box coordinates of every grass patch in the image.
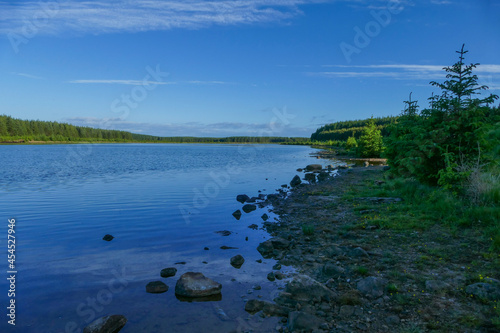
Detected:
[353,265,369,276]
[301,224,315,236]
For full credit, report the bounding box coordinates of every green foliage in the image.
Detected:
[301,224,315,235]
[385,45,499,188]
[310,116,396,142]
[356,117,385,157]
[346,136,358,150]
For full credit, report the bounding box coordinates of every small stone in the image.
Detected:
[385,315,400,325]
[215,230,232,236]
[146,281,168,293]
[102,234,114,241]
[242,204,257,213]
[256,259,262,263]
[232,210,242,220]
[253,285,262,290]
[267,272,276,281]
[339,305,354,317]
[236,194,250,203]
[248,224,259,230]
[350,247,369,258]
[273,263,282,270]
[261,213,269,221]
[275,272,285,280]
[230,255,245,268]
[220,246,238,250]
[425,280,451,292]
[204,247,209,250]
[160,267,177,278]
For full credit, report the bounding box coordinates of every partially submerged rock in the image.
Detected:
[305,164,322,171]
[232,210,242,220]
[230,254,245,268]
[83,315,127,333]
[290,175,302,187]
[102,234,114,241]
[242,204,257,213]
[160,267,177,278]
[175,272,222,298]
[146,281,168,293]
[236,194,250,203]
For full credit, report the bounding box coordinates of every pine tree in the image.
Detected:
[356,117,384,157]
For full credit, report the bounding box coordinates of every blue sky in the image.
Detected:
[1,0,499,137]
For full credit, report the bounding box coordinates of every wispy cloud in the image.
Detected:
[68,79,174,85]
[12,72,43,79]
[0,0,331,36]
[63,117,313,137]
[67,79,232,85]
[310,64,500,83]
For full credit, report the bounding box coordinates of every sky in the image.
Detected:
[1,0,499,138]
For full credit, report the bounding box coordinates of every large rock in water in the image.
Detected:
[175,272,222,297]
[290,175,302,187]
[305,164,322,171]
[236,194,250,203]
[83,315,127,333]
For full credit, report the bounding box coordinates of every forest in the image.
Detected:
[0,115,308,144]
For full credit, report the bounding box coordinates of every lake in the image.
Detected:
[0,143,334,333]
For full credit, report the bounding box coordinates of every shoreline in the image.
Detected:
[247,164,499,332]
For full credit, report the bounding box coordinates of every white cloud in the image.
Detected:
[68,79,174,85]
[0,0,330,36]
[12,72,43,79]
[312,64,500,81]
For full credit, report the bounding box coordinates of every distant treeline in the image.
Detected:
[310,116,397,141]
[0,115,308,144]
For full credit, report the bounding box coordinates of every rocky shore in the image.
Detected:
[241,164,500,333]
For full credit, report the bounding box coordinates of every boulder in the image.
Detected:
[175,272,222,297]
[425,280,451,293]
[160,267,177,278]
[322,263,345,278]
[261,213,269,221]
[466,282,500,301]
[83,315,127,333]
[230,255,245,268]
[232,210,242,220]
[242,204,257,213]
[245,299,266,314]
[304,173,316,183]
[271,238,290,249]
[288,311,326,332]
[236,194,250,203]
[257,240,274,258]
[285,274,337,302]
[305,164,322,171]
[350,247,369,258]
[146,281,168,293]
[102,234,114,241]
[357,276,388,298]
[290,175,302,187]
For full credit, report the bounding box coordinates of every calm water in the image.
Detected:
[0,144,335,333]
